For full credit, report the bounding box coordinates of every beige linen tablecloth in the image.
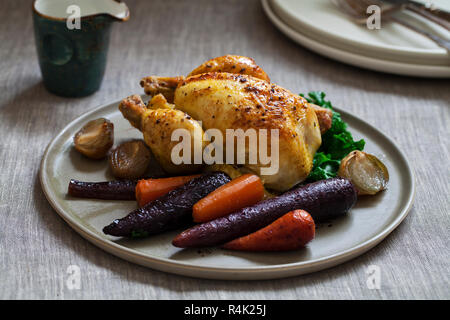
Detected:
[0,0,449,299]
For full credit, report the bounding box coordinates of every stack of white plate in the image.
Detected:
[262,0,450,77]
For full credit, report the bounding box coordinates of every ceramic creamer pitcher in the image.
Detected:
[33,0,129,97]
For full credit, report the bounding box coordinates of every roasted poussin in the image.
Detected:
[120,55,329,191]
[173,72,321,191]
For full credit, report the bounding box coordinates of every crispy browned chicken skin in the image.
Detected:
[120,55,331,191]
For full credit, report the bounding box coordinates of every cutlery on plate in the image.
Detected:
[381,0,450,30]
[332,0,450,51]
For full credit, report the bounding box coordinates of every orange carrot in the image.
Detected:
[222,210,315,251]
[192,174,264,223]
[135,175,200,207]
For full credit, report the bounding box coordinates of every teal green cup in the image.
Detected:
[33,0,129,97]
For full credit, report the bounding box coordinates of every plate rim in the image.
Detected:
[262,0,450,78]
[39,97,416,280]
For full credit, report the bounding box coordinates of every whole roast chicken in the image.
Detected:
[119,55,331,192]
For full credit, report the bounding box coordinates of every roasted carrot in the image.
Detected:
[104,172,231,237]
[173,178,355,249]
[135,174,200,206]
[222,210,315,251]
[192,174,264,223]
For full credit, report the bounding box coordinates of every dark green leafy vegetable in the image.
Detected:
[300,91,365,182]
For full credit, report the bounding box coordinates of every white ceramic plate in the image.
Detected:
[271,0,450,65]
[263,0,450,77]
[40,98,415,280]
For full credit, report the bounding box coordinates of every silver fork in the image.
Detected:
[332,0,450,52]
[382,0,450,31]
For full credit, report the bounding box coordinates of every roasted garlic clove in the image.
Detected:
[74,118,114,159]
[109,140,152,179]
[338,151,389,195]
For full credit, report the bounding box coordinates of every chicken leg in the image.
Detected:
[119,94,205,174]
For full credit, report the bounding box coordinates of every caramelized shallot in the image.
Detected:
[109,140,152,179]
[338,151,389,195]
[73,118,114,159]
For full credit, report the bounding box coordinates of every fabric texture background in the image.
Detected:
[0,0,448,299]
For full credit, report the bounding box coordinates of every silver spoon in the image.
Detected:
[332,0,450,52]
